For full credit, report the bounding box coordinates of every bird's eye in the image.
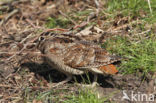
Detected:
[39,36,45,41]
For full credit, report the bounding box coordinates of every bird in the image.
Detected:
[36,32,121,87]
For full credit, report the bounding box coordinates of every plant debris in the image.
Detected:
[0,0,155,103]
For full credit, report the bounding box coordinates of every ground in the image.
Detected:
[0,0,156,103]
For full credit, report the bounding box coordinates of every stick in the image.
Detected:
[59,10,77,25]
[0,9,19,26]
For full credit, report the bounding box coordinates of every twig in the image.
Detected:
[0,51,40,54]
[59,10,77,25]
[87,12,97,22]
[20,32,34,43]
[133,29,151,36]
[73,22,88,30]
[0,0,14,5]
[147,0,152,14]
[0,9,19,26]
[5,28,41,61]
[107,19,142,32]
[6,42,39,61]
[0,5,10,11]
[94,0,100,8]
[25,19,37,28]
[6,46,25,61]
[46,28,69,32]
[25,19,43,29]
[4,35,28,61]
[0,84,12,88]
[0,51,16,54]
[0,0,29,5]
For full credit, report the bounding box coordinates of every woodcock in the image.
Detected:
[37,32,121,87]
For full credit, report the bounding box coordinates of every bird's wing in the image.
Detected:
[41,36,120,74]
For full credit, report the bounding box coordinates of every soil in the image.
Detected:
[0,0,155,103]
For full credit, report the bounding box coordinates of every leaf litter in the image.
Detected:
[0,0,155,103]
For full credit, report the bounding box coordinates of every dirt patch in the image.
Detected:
[0,0,155,103]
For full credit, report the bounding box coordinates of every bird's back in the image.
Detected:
[37,33,121,75]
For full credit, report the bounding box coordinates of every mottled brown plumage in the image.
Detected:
[37,33,121,87]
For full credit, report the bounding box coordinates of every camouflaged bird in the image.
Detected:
[37,32,121,87]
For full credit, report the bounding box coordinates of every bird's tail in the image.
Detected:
[98,64,118,74]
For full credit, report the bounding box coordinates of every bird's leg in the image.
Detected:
[77,73,99,88]
[52,75,72,87]
[91,73,99,87]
